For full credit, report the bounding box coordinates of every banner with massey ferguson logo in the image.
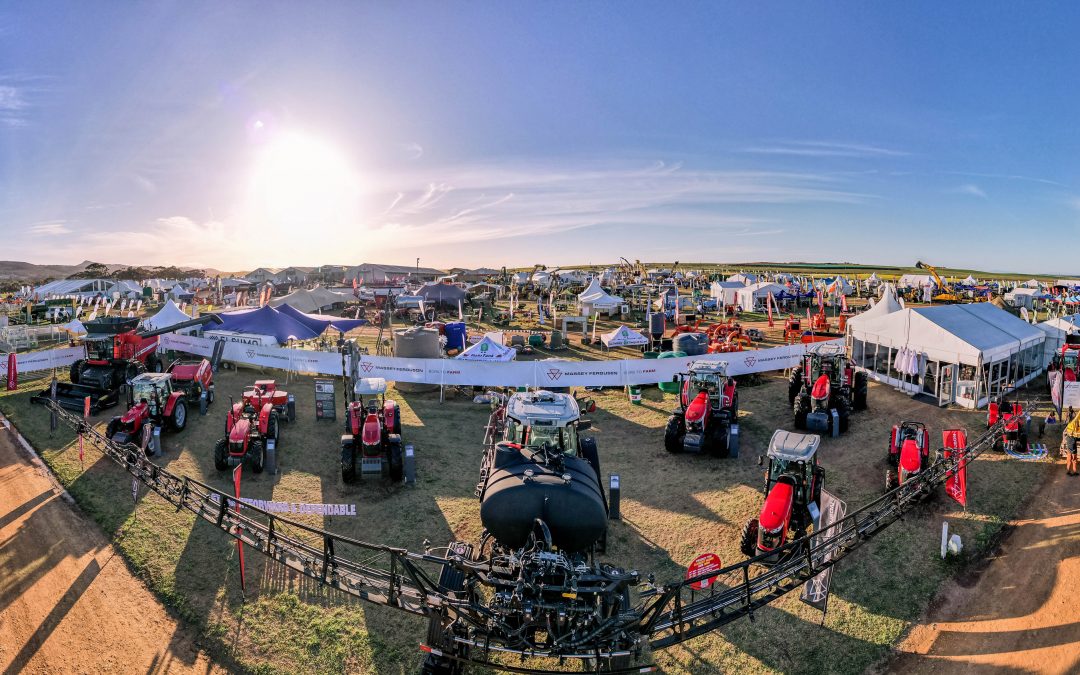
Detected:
[159,333,842,386]
[943,428,968,507]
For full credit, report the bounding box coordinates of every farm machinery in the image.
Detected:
[105,372,190,447]
[341,377,404,483]
[705,320,751,353]
[987,400,1029,453]
[166,358,215,406]
[1047,334,1080,385]
[788,343,868,435]
[740,430,824,564]
[213,388,285,473]
[664,360,740,456]
[422,389,634,673]
[885,421,937,493]
[31,313,221,413]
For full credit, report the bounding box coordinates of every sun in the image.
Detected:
[247,130,362,232]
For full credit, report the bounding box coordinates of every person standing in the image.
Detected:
[1063,410,1080,475]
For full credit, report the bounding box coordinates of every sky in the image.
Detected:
[3,1,1080,273]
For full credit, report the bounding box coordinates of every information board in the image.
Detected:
[314,378,336,421]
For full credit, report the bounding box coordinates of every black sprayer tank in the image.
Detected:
[479,442,607,553]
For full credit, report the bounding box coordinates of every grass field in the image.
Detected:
[0,362,1056,674]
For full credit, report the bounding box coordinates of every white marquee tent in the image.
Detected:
[456,334,517,361]
[1003,287,1041,311]
[726,272,758,286]
[847,283,901,329]
[710,281,744,306]
[735,282,784,311]
[578,279,623,316]
[1037,315,1080,366]
[269,286,350,313]
[600,325,648,349]
[847,303,1044,408]
[897,273,936,289]
[142,300,196,333]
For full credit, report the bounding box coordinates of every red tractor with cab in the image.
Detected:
[987,400,1029,453]
[105,372,189,446]
[213,391,280,473]
[664,360,739,456]
[241,379,294,424]
[341,377,404,483]
[885,421,937,493]
[740,430,824,564]
[788,343,867,435]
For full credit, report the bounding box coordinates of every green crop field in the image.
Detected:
[0,363,1054,674]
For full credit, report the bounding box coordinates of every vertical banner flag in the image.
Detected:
[49,378,58,433]
[943,429,968,507]
[766,292,775,327]
[6,352,16,390]
[800,489,847,612]
[233,464,246,591]
[840,293,848,313]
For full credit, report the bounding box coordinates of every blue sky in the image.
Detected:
[2,2,1079,272]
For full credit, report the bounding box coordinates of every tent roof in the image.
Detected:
[270,285,349,313]
[578,278,623,306]
[456,334,516,361]
[216,305,322,343]
[848,283,902,328]
[849,302,1044,364]
[416,282,467,305]
[142,299,192,332]
[601,325,648,348]
[275,303,367,334]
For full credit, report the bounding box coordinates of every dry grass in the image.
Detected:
[0,363,1053,674]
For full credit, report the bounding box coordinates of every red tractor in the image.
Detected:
[213,392,280,473]
[341,377,404,483]
[241,379,294,424]
[740,430,823,564]
[664,361,740,456]
[788,343,868,435]
[105,372,189,446]
[987,400,1029,453]
[885,421,936,492]
[166,358,215,405]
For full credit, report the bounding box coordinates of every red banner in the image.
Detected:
[686,552,722,591]
[766,292,774,327]
[943,428,968,507]
[233,464,246,591]
[6,352,16,390]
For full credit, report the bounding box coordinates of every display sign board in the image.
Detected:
[800,489,846,611]
[314,378,336,421]
[686,552,722,591]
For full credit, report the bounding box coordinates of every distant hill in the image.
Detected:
[0,260,229,282]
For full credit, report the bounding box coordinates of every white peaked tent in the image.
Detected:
[1023,279,1042,288]
[456,334,516,361]
[710,281,744,305]
[601,325,648,348]
[847,283,901,329]
[735,282,784,311]
[1003,287,1040,310]
[578,278,623,316]
[961,275,978,285]
[61,319,87,336]
[865,272,881,286]
[142,299,195,332]
[848,303,1044,408]
[825,276,854,295]
[270,285,350,313]
[727,272,758,286]
[897,273,936,289]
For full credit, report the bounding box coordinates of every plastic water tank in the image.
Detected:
[673,332,708,356]
[656,351,687,393]
[648,313,666,338]
[444,322,467,351]
[549,330,565,349]
[393,327,441,392]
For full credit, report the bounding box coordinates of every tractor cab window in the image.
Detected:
[506,419,578,455]
[132,382,161,414]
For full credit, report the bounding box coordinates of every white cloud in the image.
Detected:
[402,142,423,160]
[27,220,71,236]
[950,183,987,198]
[742,140,909,158]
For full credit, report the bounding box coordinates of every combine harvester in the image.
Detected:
[42,395,1015,674]
[31,314,221,413]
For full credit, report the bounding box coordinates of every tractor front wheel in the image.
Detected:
[266,412,280,447]
[739,518,759,558]
[170,400,187,431]
[250,439,266,474]
[787,369,803,406]
[387,435,404,482]
[794,394,811,430]
[69,359,83,385]
[341,440,357,483]
[837,399,851,433]
[213,439,229,471]
[664,415,685,454]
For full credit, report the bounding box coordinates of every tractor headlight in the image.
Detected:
[759,526,784,551]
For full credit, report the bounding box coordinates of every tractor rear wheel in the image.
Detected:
[390,404,402,435]
[837,399,851,433]
[853,371,869,410]
[664,415,685,454]
[213,439,229,471]
[787,369,803,406]
[387,435,404,482]
[69,359,83,385]
[341,440,357,483]
[170,400,187,431]
[739,518,759,558]
[250,439,265,473]
[266,412,280,447]
[794,394,811,430]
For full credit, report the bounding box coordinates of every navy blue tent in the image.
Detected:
[416,282,467,307]
[276,303,367,334]
[217,305,322,343]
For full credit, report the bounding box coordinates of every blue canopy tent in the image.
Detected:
[276,303,367,334]
[216,305,322,343]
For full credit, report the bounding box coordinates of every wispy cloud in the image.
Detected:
[950,183,987,198]
[27,220,72,236]
[742,140,909,158]
[401,142,423,160]
[940,170,1067,188]
[0,75,51,128]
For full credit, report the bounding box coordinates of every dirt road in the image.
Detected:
[889,463,1080,674]
[0,419,220,675]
